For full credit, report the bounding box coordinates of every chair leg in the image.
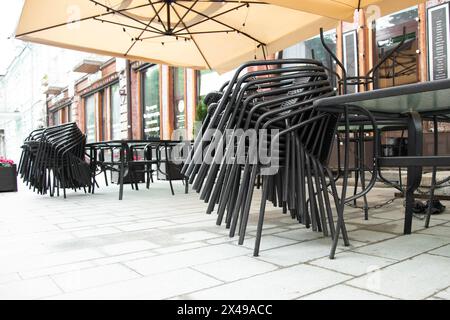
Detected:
[316,160,336,238]
[229,164,251,238]
[238,165,258,245]
[56,176,60,197]
[119,168,125,201]
[168,171,175,196]
[426,117,439,228]
[104,169,109,186]
[311,157,328,237]
[254,176,270,257]
[328,167,350,259]
[358,128,369,220]
[226,169,241,229]
[146,165,151,189]
[130,167,139,191]
[50,171,55,197]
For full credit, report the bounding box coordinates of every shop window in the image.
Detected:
[282,30,337,76]
[173,67,186,131]
[343,30,358,93]
[62,105,71,124]
[52,111,61,126]
[84,94,96,143]
[110,82,121,140]
[99,91,107,140]
[67,105,72,122]
[142,65,161,139]
[374,6,419,88]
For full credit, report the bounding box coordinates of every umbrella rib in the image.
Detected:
[329,0,360,10]
[193,1,266,4]
[93,17,163,35]
[171,5,212,70]
[175,2,266,46]
[148,0,168,32]
[175,30,236,36]
[134,34,167,41]
[171,0,199,31]
[15,2,153,38]
[140,34,190,41]
[124,2,166,56]
[90,0,163,34]
[173,3,248,34]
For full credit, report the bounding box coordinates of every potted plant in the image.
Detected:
[0,157,18,192]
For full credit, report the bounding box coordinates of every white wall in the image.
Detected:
[0,42,101,162]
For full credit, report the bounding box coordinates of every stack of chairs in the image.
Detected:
[182,59,349,259]
[18,122,93,198]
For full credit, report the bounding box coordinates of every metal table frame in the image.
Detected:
[86,139,191,200]
[315,79,450,252]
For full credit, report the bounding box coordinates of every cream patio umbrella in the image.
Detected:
[266,0,426,21]
[15,0,425,73]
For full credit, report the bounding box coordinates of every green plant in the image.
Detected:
[0,157,14,168]
[195,99,208,123]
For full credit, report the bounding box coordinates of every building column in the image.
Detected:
[186,68,197,141]
[160,65,173,140]
[118,66,129,140]
[336,21,344,84]
[418,3,429,82]
[358,9,371,91]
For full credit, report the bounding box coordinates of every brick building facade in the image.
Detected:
[44,0,450,145]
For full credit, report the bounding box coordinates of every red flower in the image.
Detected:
[0,157,14,167]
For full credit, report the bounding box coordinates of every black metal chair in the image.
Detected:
[18,122,93,198]
[183,58,350,258]
[87,139,190,200]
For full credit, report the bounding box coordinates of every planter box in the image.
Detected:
[0,165,18,192]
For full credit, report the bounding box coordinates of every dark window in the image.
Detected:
[100,90,107,140]
[343,30,358,93]
[67,105,72,123]
[85,94,96,143]
[173,67,185,131]
[375,6,419,88]
[52,111,60,126]
[142,65,161,139]
[282,30,337,86]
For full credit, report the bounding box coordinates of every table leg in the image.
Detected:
[425,117,439,228]
[91,148,97,194]
[88,147,94,194]
[119,146,125,201]
[404,112,423,234]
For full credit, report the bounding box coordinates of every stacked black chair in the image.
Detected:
[183,59,349,258]
[18,122,92,198]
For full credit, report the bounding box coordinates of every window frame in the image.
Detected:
[140,64,161,139]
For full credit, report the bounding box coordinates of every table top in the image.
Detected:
[314,79,450,116]
[86,139,193,148]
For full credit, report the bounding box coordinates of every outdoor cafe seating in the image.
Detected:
[183,58,348,257]
[18,122,92,198]
[182,55,450,259]
[16,53,450,261]
[86,139,190,200]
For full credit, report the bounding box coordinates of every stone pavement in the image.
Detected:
[1,181,450,300]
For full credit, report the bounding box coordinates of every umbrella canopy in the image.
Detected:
[15,0,424,73]
[266,0,425,21]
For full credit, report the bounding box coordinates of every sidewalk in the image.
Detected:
[0,181,450,300]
